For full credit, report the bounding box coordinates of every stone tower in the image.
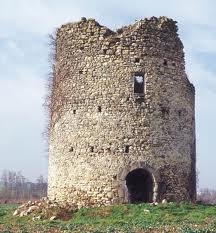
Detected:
[47,16,196,207]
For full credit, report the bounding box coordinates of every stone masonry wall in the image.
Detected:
[47,16,196,208]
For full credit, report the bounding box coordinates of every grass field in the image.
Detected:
[0,202,216,232]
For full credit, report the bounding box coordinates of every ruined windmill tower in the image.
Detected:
[47,16,196,207]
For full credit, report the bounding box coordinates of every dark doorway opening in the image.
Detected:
[126,168,153,203]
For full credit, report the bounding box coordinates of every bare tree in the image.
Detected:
[36,175,47,198]
[0,170,47,203]
[197,188,216,204]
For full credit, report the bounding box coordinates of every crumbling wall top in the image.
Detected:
[57,16,179,38]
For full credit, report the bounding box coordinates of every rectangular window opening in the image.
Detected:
[134,75,144,96]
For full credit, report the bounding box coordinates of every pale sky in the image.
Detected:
[0,0,216,188]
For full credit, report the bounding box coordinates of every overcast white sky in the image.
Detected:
[0,0,216,188]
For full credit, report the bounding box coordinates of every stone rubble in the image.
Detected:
[13,197,75,220]
[13,197,169,220]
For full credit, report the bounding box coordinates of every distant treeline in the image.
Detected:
[197,188,216,204]
[0,170,47,203]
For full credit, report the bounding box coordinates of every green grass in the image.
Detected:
[0,202,216,232]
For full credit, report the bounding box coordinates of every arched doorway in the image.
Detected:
[126,168,153,203]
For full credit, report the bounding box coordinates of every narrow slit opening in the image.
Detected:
[125,145,129,153]
[135,58,140,63]
[163,59,168,66]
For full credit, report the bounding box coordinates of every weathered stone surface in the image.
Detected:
[162,199,168,204]
[13,210,19,216]
[143,209,150,213]
[32,215,41,221]
[27,205,39,214]
[19,210,28,217]
[50,216,57,221]
[47,16,196,208]
[14,197,74,219]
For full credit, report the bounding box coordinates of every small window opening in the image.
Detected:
[113,175,117,180]
[90,146,94,152]
[178,110,182,117]
[163,59,168,66]
[80,46,84,51]
[79,70,83,74]
[73,110,76,114]
[98,106,102,112]
[172,62,176,67]
[90,32,94,36]
[161,106,169,118]
[69,147,73,152]
[134,75,144,95]
[103,49,107,54]
[125,145,130,153]
[135,58,140,63]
